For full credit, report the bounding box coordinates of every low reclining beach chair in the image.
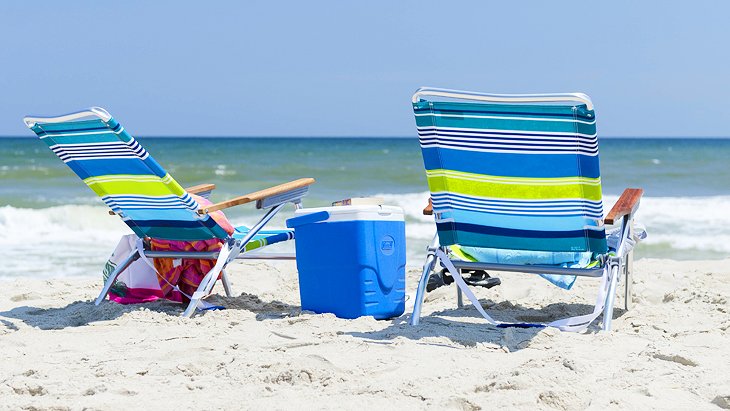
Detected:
[410,88,642,332]
[24,107,315,317]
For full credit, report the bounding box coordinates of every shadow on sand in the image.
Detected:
[1,292,626,353]
[346,298,627,352]
[0,291,301,330]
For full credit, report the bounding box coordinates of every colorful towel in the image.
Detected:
[150,194,234,301]
[150,237,224,300]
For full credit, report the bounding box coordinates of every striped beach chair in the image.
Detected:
[24,107,315,317]
[410,88,643,332]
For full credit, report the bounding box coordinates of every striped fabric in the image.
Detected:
[29,114,230,241]
[413,99,608,254]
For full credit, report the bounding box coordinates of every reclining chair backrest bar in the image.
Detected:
[24,108,230,241]
[413,88,608,254]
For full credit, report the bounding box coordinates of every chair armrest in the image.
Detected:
[198,178,316,214]
[604,188,643,225]
[185,183,216,195]
[423,198,433,215]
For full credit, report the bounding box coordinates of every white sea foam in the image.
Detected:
[0,205,130,278]
[612,195,730,255]
[214,164,236,176]
[1,194,728,278]
[375,191,435,240]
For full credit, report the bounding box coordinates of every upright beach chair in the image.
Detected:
[24,107,315,317]
[410,88,642,332]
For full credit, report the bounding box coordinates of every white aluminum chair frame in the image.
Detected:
[409,88,635,332]
[411,87,594,110]
[97,199,304,318]
[410,214,635,331]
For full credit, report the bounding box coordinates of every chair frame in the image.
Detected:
[409,88,642,332]
[25,108,314,318]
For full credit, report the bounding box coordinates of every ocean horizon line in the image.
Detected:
[2,135,730,139]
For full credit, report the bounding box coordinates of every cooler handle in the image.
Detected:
[286,211,330,228]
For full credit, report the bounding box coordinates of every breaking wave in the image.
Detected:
[1,194,728,278]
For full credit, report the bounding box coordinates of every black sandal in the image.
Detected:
[426,268,454,292]
[426,268,500,292]
[462,270,501,289]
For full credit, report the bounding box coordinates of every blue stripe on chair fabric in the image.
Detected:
[418,128,599,155]
[414,99,608,254]
[436,223,607,253]
[431,195,604,220]
[441,209,600,232]
[414,102,598,135]
[115,208,207,222]
[421,147,601,179]
[64,158,164,180]
[50,140,148,162]
[102,195,198,211]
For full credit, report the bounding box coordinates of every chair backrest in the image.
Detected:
[24,107,230,241]
[412,89,608,254]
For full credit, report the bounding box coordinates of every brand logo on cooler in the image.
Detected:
[380,235,395,255]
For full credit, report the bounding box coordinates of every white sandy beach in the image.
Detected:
[1,258,728,410]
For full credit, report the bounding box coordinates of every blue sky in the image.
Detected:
[1,1,728,137]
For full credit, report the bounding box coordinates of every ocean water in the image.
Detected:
[1,137,729,278]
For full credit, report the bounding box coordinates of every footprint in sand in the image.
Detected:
[11,383,47,396]
[10,292,41,302]
[538,390,575,410]
[650,352,698,367]
[1,320,19,332]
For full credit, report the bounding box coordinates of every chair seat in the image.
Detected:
[232,226,294,252]
[452,245,604,289]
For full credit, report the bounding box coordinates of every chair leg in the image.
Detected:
[410,250,438,326]
[602,264,620,331]
[456,286,464,308]
[95,249,140,306]
[182,203,290,318]
[182,265,223,318]
[234,203,286,257]
[624,251,634,311]
[221,269,233,298]
[181,244,233,318]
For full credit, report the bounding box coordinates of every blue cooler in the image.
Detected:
[286,205,406,319]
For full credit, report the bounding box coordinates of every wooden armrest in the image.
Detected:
[423,197,433,215]
[185,183,216,195]
[198,178,316,214]
[604,188,643,225]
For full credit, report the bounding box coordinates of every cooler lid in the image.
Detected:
[287,205,404,228]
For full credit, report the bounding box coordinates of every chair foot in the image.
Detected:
[95,249,140,306]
